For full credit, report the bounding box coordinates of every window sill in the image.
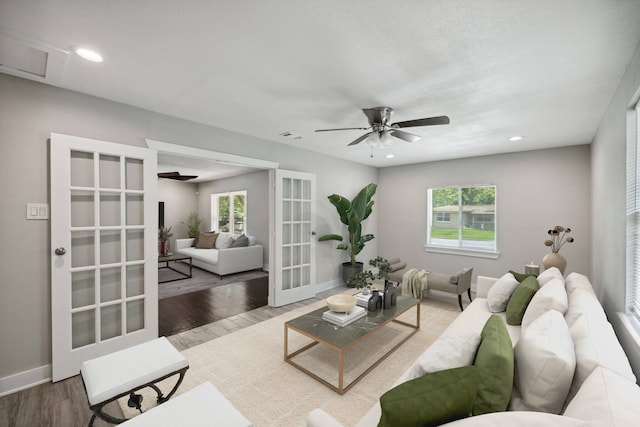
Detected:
[424,245,500,259]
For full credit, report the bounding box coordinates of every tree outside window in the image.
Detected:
[212,191,246,234]
[427,186,496,251]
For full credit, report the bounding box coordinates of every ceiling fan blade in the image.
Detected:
[391,115,450,128]
[389,129,421,143]
[315,127,369,132]
[363,107,393,125]
[348,132,373,146]
[157,172,198,181]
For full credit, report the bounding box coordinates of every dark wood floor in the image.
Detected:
[159,276,269,336]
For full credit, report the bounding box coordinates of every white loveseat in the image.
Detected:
[307,268,640,427]
[175,233,263,277]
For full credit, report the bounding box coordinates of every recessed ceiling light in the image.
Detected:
[509,135,524,142]
[74,47,103,63]
[385,154,395,159]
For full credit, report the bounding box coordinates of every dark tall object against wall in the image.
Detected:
[159,201,165,228]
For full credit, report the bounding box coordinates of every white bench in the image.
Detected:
[80,337,189,426]
[121,382,253,427]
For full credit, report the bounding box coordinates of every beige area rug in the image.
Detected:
[118,295,460,426]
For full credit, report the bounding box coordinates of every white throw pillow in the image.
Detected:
[215,232,232,249]
[486,273,519,313]
[219,236,235,249]
[405,333,481,380]
[568,313,637,401]
[521,278,568,331]
[514,310,576,414]
[564,367,640,426]
[537,266,564,286]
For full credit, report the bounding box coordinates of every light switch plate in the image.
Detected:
[27,203,49,220]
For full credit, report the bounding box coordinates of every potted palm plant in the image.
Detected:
[181,211,202,238]
[319,183,377,285]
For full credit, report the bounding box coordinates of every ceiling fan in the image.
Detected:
[315,107,450,147]
[157,171,198,181]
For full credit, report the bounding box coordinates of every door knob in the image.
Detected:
[55,247,66,256]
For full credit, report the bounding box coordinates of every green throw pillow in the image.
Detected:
[509,270,537,282]
[472,315,514,415]
[505,275,539,325]
[378,366,478,427]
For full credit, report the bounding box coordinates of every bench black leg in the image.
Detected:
[468,288,472,302]
[458,295,464,311]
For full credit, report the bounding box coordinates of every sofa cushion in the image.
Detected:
[472,315,514,415]
[506,275,539,325]
[230,234,249,248]
[514,310,575,414]
[445,411,592,426]
[564,288,608,328]
[487,273,519,313]
[378,366,478,427]
[521,278,568,331]
[564,272,595,296]
[405,333,481,381]
[195,231,218,249]
[537,266,564,286]
[568,312,636,400]
[563,367,640,427]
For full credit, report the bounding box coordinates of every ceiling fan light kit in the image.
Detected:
[315,107,450,153]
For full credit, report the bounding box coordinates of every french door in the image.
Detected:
[50,133,158,381]
[270,170,316,307]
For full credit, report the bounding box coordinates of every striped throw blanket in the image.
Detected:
[401,268,431,298]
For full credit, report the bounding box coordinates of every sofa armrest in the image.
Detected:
[476,276,498,299]
[175,238,194,250]
[307,409,346,427]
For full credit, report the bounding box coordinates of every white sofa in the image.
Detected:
[307,268,640,427]
[175,233,263,277]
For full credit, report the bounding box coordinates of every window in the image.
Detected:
[211,191,246,234]
[627,101,640,323]
[435,212,451,222]
[426,185,497,255]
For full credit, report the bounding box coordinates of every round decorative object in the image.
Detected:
[326,294,357,313]
[543,252,567,275]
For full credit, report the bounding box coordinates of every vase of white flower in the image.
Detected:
[542,225,574,274]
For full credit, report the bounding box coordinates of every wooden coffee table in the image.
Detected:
[158,253,192,283]
[284,295,420,394]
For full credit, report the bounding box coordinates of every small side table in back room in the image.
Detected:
[158,253,192,283]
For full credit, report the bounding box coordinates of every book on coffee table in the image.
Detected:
[322,305,366,327]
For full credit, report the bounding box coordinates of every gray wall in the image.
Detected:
[377,146,592,282]
[157,178,199,250]
[591,40,640,376]
[0,73,377,381]
[196,171,270,267]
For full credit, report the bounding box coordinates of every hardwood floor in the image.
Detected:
[159,276,269,336]
[0,279,347,427]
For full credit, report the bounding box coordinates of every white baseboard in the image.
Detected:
[314,278,343,294]
[0,364,51,397]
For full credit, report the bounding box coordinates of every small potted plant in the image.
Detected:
[158,226,173,257]
[347,256,390,290]
[181,211,202,238]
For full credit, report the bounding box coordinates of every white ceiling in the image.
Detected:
[2,1,640,169]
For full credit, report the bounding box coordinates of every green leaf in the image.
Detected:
[318,234,343,242]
